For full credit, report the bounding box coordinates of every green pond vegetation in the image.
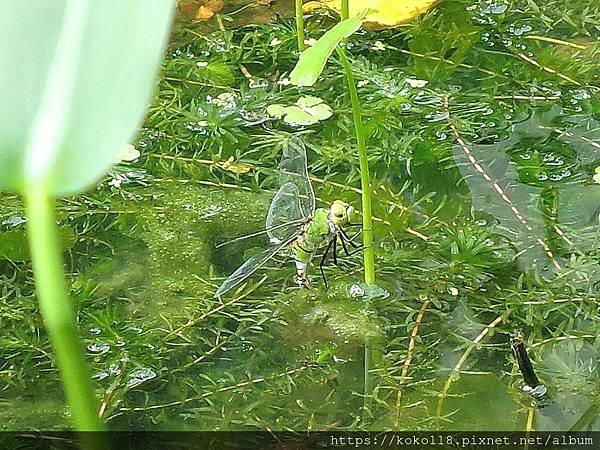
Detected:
[1,0,599,432]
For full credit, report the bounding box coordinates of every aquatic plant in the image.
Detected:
[290,10,375,285]
[0,0,174,434]
[1,0,599,437]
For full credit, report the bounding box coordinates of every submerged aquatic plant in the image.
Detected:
[1,0,599,437]
[0,0,174,434]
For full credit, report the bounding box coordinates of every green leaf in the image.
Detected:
[266,96,333,126]
[0,1,175,197]
[283,107,319,126]
[266,104,288,117]
[289,16,362,87]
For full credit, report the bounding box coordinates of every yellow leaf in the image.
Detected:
[304,0,439,29]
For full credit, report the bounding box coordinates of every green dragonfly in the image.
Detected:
[214,136,360,298]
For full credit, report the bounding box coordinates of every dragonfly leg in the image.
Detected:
[340,228,361,249]
[332,235,338,265]
[319,238,335,289]
[339,232,351,256]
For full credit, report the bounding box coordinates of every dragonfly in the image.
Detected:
[213,136,360,298]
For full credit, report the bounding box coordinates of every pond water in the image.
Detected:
[0,0,599,432]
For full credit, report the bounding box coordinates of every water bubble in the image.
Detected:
[349,284,365,298]
[239,109,270,126]
[249,78,269,89]
[127,368,156,388]
[350,283,390,301]
[510,24,533,36]
[425,111,450,122]
[560,169,572,177]
[2,215,26,227]
[195,61,208,68]
[93,372,109,381]
[109,364,122,376]
[201,205,222,219]
[184,121,208,133]
[521,383,547,397]
[88,327,102,335]
[481,3,509,14]
[571,89,591,100]
[405,78,428,88]
[537,172,549,181]
[87,343,110,355]
[436,131,448,141]
[130,325,143,334]
[209,92,237,109]
[413,92,442,106]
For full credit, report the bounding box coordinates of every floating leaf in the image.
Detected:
[267,96,333,126]
[304,0,439,29]
[289,17,362,87]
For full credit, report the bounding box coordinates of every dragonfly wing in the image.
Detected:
[278,136,316,219]
[266,182,304,242]
[213,237,293,298]
[265,137,315,242]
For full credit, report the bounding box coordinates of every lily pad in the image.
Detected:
[266,96,333,126]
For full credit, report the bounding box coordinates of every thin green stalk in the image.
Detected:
[336,45,375,417]
[24,184,105,434]
[295,0,305,51]
[336,47,375,285]
[341,0,350,20]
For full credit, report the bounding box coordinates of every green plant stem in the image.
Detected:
[336,47,375,285]
[336,45,375,417]
[341,0,350,20]
[24,184,104,433]
[295,0,305,52]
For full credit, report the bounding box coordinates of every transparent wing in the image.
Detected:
[215,216,305,249]
[266,136,316,241]
[213,236,293,298]
[266,182,304,242]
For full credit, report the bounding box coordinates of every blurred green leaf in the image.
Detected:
[0,0,175,197]
[289,17,362,87]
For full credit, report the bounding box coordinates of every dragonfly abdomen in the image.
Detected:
[291,208,334,287]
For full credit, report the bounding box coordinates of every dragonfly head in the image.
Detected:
[330,200,355,226]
